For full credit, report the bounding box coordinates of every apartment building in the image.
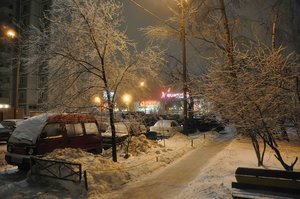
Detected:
[0,0,51,116]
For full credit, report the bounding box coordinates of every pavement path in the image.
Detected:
[113,140,230,199]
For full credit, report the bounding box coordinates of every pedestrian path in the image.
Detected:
[113,140,230,199]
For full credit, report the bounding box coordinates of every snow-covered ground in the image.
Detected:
[175,137,300,199]
[0,127,299,199]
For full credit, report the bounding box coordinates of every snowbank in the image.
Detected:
[25,133,194,199]
[175,137,300,199]
[42,148,130,198]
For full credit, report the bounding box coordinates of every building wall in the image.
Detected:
[0,0,18,109]
[0,0,51,116]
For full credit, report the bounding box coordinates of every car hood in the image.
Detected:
[9,114,52,144]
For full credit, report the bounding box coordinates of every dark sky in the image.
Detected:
[122,0,181,99]
[122,0,176,49]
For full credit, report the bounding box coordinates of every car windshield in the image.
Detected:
[154,121,163,126]
[0,124,5,129]
[1,121,15,128]
[154,120,171,127]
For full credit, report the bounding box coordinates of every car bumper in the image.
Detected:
[149,129,174,137]
[5,152,30,166]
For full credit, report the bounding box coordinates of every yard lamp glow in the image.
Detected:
[5,29,16,39]
[93,96,101,104]
[140,81,145,87]
[122,94,132,111]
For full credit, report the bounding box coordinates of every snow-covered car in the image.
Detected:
[0,123,12,142]
[102,122,146,149]
[103,122,146,137]
[1,119,24,131]
[5,113,102,170]
[149,120,183,138]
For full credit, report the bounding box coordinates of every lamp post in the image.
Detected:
[179,0,188,120]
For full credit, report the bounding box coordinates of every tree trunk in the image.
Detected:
[251,134,263,166]
[219,0,234,67]
[261,129,298,171]
[108,101,117,162]
[271,12,278,51]
[270,141,298,171]
[188,96,194,119]
[261,139,266,166]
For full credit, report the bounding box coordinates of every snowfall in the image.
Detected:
[0,127,299,199]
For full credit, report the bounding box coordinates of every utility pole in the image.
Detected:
[13,0,21,119]
[180,0,188,120]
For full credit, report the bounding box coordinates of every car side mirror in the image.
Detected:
[40,132,47,139]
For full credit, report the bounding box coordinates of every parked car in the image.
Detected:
[1,119,24,131]
[5,113,102,169]
[149,120,183,138]
[102,122,146,149]
[194,115,225,132]
[0,123,12,142]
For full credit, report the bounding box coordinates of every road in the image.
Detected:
[113,140,230,199]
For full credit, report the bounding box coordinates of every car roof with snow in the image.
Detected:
[154,120,175,126]
[9,113,97,144]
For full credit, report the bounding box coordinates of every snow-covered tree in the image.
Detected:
[23,0,165,162]
[200,45,299,170]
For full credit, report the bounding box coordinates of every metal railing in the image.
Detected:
[30,156,88,190]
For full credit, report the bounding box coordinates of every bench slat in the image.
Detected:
[236,167,300,180]
[232,182,300,196]
[232,188,298,199]
[236,175,300,190]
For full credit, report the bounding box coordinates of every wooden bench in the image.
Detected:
[232,167,300,199]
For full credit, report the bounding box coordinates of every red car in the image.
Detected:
[5,113,102,170]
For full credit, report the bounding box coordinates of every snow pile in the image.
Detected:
[0,151,6,167]
[42,148,131,198]
[176,138,300,199]
[116,133,193,182]
[126,134,164,156]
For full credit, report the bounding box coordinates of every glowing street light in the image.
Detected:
[0,104,10,109]
[93,96,101,104]
[140,81,145,87]
[122,94,132,111]
[5,29,16,39]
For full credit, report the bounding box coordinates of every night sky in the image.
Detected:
[123,0,176,49]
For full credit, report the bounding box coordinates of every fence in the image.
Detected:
[30,157,88,190]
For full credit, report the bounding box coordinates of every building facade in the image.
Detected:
[0,0,51,117]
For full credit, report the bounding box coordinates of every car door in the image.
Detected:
[173,121,182,132]
[37,123,67,154]
[65,123,85,149]
[83,122,102,150]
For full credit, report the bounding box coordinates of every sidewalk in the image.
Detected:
[112,140,231,199]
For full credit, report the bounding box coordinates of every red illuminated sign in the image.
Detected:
[140,101,158,107]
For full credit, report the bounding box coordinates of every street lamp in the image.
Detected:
[178,0,188,120]
[122,94,132,111]
[5,29,16,39]
[140,81,145,87]
[93,96,101,104]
